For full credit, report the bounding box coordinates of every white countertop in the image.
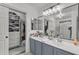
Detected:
[30,36,79,55]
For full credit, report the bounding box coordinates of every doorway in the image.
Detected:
[9,9,26,55]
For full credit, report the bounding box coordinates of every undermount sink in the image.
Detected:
[42,37,49,42]
[38,36,76,47]
[49,38,73,46]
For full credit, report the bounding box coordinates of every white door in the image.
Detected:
[0,5,9,55]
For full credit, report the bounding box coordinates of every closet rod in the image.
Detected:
[0,3,26,15]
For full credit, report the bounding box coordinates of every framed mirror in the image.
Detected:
[31,18,43,30]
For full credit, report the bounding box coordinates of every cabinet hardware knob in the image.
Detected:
[5,36,8,38]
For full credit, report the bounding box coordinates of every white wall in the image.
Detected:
[6,3,40,53]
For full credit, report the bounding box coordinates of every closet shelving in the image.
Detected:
[9,12,20,32]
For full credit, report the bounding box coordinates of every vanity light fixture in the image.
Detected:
[42,4,63,17]
[56,5,62,12]
[43,11,46,16]
[56,11,64,18]
[48,9,52,15]
[46,10,49,15]
[31,18,34,20]
[44,10,48,16]
[53,6,57,14]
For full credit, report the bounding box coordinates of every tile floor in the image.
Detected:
[9,46,32,55]
[19,52,32,55]
[9,46,25,55]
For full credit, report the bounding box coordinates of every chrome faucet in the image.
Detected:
[56,34,63,42]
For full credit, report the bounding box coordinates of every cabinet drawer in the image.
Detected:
[54,47,74,55]
[42,43,53,55]
[35,40,42,55]
[30,38,35,54]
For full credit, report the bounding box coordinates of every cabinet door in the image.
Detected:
[30,38,35,54]
[42,43,53,55]
[0,5,9,55]
[35,40,42,55]
[54,47,74,55]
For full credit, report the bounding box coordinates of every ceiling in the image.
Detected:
[6,3,57,16]
[28,3,48,7]
[27,3,56,11]
[27,3,57,15]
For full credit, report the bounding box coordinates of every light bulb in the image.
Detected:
[48,9,52,14]
[43,11,48,16]
[53,7,57,13]
[56,6,61,11]
[43,12,45,15]
[57,12,63,18]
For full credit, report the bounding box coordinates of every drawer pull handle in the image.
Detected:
[5,36,8,38]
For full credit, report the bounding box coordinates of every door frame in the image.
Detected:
[0,3,26,55]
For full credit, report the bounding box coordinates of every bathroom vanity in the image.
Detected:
[30,36,79,55]
[30,4,79,55]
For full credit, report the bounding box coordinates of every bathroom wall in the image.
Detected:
[72,4,78,40]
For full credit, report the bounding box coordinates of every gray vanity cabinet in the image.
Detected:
[35,40,42,55]
[54,47,74,55]
[30,38,35,54]
[30,38,74,55]
[42,43,53,55]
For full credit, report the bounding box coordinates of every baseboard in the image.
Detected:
[9,45,21,50]
[25,49,30,54]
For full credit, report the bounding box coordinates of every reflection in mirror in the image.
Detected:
[31,18,43,30]
[31,18,38,30]
[44,19,48,35]
[59,20,72,40]
[44,16,56,37]
[77,17,79,41]
[43,4,79,41]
